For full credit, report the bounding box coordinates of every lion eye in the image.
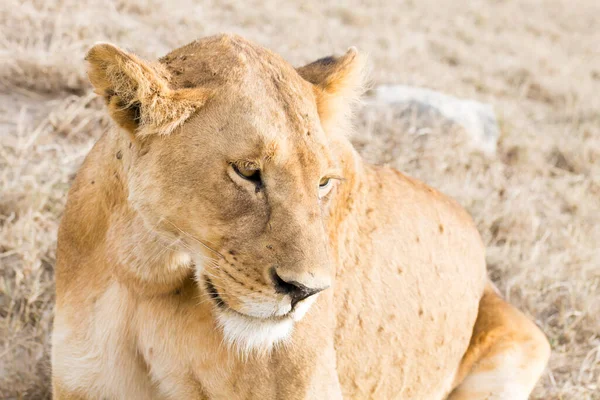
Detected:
[318,177,334,198]
[233,164,261,183]
[319,177,331,188]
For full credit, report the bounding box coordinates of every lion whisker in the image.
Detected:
[163,218,226,259]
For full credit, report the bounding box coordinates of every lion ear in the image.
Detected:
[86,43,211,138]
[297,48,366,133]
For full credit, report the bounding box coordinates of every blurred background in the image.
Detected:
[0,0,599,398]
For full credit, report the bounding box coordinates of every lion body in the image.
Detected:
[52,35,548,400]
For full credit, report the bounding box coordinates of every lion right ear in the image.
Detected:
[86,43,211,138]
[297,48,367,134]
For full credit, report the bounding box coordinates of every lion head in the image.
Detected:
[86,34,365,353]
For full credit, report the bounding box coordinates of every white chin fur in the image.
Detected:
[216,309,294,356]
[237,297,291,319]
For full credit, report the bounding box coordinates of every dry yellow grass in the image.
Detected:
[1,0,598,398]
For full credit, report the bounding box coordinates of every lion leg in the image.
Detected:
[447,283,550,400]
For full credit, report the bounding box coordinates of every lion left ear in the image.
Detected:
[86,43,212,139]
[297,48,366,134]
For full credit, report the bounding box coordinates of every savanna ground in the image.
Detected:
[1,0,599,398]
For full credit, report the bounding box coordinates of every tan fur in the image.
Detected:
[52,34,550,399]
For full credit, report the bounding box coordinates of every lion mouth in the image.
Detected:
[203,275,316,351]
[204,277,291,321]
[204,277,227,309]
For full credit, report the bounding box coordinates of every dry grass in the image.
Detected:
[1,0,599,398]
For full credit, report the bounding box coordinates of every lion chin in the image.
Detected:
[216,309,294,356]
[211,287,318,356]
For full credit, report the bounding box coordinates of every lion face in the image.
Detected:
[129,83,339,350]
[86,34,364,352]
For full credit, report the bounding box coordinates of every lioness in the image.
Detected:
[52,34,550,399]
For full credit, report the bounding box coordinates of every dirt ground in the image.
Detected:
[1,0,599,398]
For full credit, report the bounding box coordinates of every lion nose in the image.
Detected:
[270,267,328,309]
